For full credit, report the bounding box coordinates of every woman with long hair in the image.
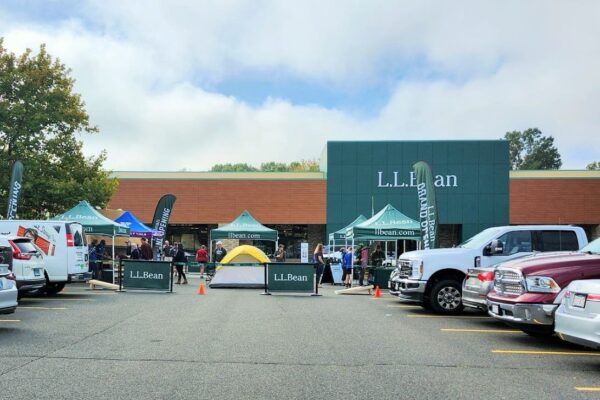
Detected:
[313,243,325,288]
[173,243,188,284]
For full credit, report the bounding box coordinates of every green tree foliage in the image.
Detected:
[211,159,320,172]
[504,128,562,170]
[0,40,117,219]
[210,163,259,172]
[587,161,600,170]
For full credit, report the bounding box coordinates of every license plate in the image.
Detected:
[573,294,586,308]
[491,304,499,314]
[34,268,41,277]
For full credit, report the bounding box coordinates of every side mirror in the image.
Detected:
[489,239,504,255]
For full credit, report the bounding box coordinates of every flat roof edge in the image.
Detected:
[509,170,600,179]
[110,171,326,180]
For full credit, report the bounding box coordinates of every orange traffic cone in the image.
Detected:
[198,282,205,295]
[373,286,381,298]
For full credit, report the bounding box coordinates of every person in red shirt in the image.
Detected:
[195,245,208,277]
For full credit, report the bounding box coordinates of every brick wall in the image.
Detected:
[510,179,600,224]
[108,179,326,225]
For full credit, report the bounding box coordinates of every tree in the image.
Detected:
[210,159,320,172]
[503,128,562,170]
[586,161,600,170]
[0,39,117,219]
[210,163,259,172]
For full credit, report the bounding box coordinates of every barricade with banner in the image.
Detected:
[119,260,173,292]
[263,262,320,296]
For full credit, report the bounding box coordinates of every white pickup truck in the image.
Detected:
[388,225,588,314]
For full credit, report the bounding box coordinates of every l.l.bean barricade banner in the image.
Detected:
[266,263,316,294]
[121,260,172,292]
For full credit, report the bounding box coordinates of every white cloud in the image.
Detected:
[1,1,599,170]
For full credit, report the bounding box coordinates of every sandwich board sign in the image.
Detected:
[264,263,317,295]
[121,260,172,292]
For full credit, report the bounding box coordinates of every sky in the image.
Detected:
[1,0,599,171]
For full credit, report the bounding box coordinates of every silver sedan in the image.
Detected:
[555,279,600,349]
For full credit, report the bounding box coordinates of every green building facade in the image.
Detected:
[324,140,510,243]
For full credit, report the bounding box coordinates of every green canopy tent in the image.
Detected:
[53,200,130,282]
[346,204,421,263]
[209,210,278,261]
[328,214,367,251]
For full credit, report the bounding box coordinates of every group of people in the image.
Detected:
[127,237,154,260]
[314,243,386,289]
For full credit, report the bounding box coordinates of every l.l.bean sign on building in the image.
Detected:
[324,140,509,242]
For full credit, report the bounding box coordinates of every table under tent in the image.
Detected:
[52,201,130,283]
[345,204,421,265]
[208,210,278,288]
[328,214,366,252]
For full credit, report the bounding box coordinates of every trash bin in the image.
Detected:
[367,267,394,288]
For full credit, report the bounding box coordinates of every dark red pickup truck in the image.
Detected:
[487,239,600,335]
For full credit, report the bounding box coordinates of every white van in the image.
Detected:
[0,220,90,294]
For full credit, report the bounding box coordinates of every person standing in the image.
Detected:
[173,243,188,284]
[214,241,227,263]
[95,239,106,279]
[130,244,141,259]
[275,244,286,262]
[371,244,385,267]
[88,239,98,279]
[196,245,208,277]
[140,237,153,260]
[359,245,369,286]
[162,240,173,261]
[343,246,353,288]
[313,243,325,288]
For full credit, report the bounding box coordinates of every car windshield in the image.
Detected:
[458,227,505,249]
[581,238,600,254]
[13,239,38,253]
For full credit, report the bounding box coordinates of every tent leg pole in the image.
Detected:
[112,234,116,285]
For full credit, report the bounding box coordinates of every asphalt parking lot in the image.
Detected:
[1,279,599,400]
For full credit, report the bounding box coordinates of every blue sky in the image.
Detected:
[1,0,599,170]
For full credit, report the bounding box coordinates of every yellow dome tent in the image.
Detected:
[218,245,270,265]
[210,245,269,288]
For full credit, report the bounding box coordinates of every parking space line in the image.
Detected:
[18,306,67,310]
[492,350,600,357]
[441,328,521,334]
[20,298,95,302]
[406,314,493,319]
[575,387,600,392]
[386,304,422,308]
[0,319,20,322]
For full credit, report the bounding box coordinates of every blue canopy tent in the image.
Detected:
[115,211,163,238]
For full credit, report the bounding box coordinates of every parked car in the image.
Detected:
[0,243,17,314]
[487,237,600,336]
[389,225,587,314]
[0,220,89,294]
[555,279,600,349]
[0,235,46,297]
[462,227,586,312]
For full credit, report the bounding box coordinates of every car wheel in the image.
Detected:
[44,282,66,295]
[429,279,464,315]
